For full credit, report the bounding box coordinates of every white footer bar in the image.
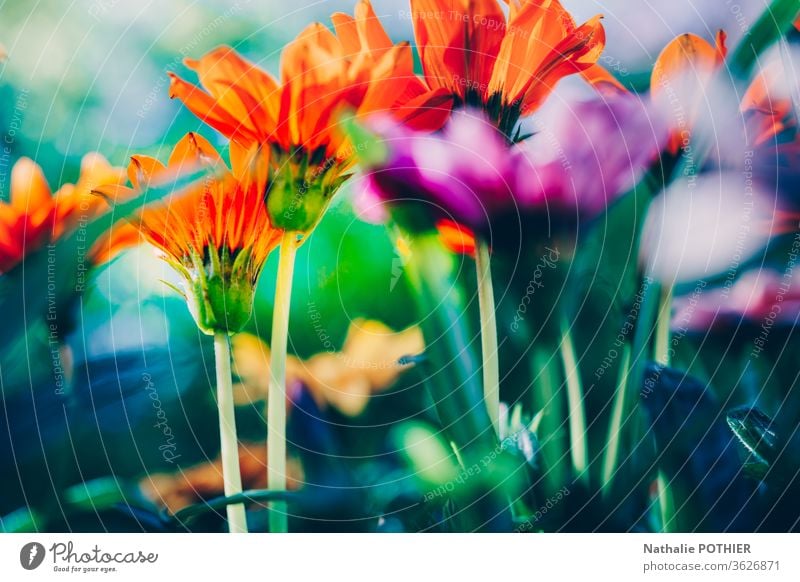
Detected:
[1,533,797,581]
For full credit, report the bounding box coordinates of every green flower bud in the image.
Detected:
[183,246,256,335]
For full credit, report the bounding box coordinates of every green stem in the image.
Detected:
[654,285,673,367]
[657,471,676,533]
[475,240,500,435]
[601,345,632,497]
[214,333,248,533]
[267,230,298,534]
[559,324,589,485]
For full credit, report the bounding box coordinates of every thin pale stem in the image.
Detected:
[560,324,589,486]
[657,471,676,533]
[214,332,248,533]
[267,230,298,534]
[601,345,632,497]
[475,240,500,436]
[654,285,673,367]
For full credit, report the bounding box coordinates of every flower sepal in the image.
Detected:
[266,157,350,233]
[185,246,256,335]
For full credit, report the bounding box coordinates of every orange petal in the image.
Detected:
[331,12,361,56]
[127,155,167,189]
[651,31,726,152]
[357,42,419,115]
[280,23,349,149]
[90,223,142,265]
[490,0,577,103]
[352,0,393,56]
[580,63,627,95]
[77,153,126,192]
[168,72,248,141]
[412,0,505,100]
[394,87,454,131]
[167,132,223,170]
[436,218,476,256]
[650,32,720,98]
[281,22,343,87]
[184,46,281,141]
[519,15,606,115]
[0,205,24,271]
[11,157,52,215]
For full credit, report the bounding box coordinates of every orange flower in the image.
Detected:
[168,1,447,233]
[410,0,609,137]
[741,57,797,146]
[230,319,424,417]
[651,30,797,151]
[142,442,305,514]
[0,154,126,274]
[650,31,727,152]
[96,133,283,333]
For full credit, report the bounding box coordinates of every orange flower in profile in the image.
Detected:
[0,154,126,274]
[409,0,610,138]
[651,30,796,151]
[741,57,797,146]
[96,133,282,333]
[169,1,447,234]
[650,31,727,152]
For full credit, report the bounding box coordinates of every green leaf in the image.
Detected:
[340,116,388,168]
[63,477,134,510]
[730,0,800,79]
[726,406,778,471]
[171,489,299,525]
[0,507,41,533]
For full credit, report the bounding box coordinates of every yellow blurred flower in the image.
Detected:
[231,319,424,417]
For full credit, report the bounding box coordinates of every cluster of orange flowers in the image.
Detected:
[5,0,790,334]
[1,0,622,333]
[0,154,127,273]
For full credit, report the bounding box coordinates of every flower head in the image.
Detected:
[650,34,800,218]
[410,0,610,138]
[97,133,282,334]
[169,1,447,234]
[739,46,800,204]
[672,269,800,335]
[0,154,126,274]
[359,94,665,245]
[650,31,727,153]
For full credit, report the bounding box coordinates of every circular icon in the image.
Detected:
[19,542,46,570]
